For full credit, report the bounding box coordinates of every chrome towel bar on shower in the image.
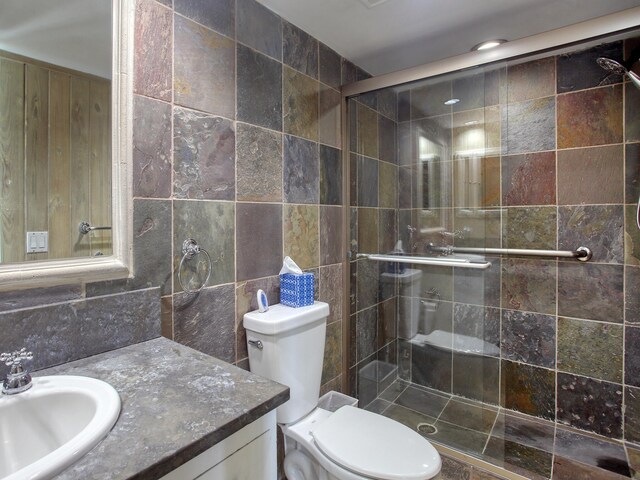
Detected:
[356,253,492,270]
[426,244,593,262]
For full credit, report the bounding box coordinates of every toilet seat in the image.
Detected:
[309,406,440,480]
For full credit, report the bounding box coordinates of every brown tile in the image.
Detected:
[501,151,556,206]
[557,85,623,149]
[174,14,235,118]
[134,0,172,101]
[284,204,319,270]
[319,85,341,148]
[378,162,397,209]
[627,204,640,266]
[322,320,342,385]
[319,264,343,325]
[552,456,630,480]
[357,208,378,254]
[503,207,557,250]
[283,66,318,141]
[501,258,556,315]
[160,296,172,340]
[236,203,282,281]
[501,360,555,420]
[357,103,378,159]
[507,57,556,103]
[320,206,342,266]
[557,145,624,205]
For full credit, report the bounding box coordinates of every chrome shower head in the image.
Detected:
[597,56,640,90]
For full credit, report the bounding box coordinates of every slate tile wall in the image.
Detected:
[351,36,640,443]
[1,0,355,395]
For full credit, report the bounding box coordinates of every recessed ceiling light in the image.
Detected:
[444,98,460,105]
[471,39,508,51]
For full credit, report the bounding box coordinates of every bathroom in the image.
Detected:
[0,0,640,479]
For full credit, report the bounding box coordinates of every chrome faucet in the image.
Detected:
[1,348,34,395]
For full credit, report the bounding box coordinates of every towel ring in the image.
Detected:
[178,238,212,294]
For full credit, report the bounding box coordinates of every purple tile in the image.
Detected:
[134,0,172,101]
[236,203,282,281]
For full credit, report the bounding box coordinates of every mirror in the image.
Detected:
[0,0,132,289]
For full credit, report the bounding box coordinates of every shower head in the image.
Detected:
[597,56,640,90]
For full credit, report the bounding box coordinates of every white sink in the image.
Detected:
[0,375,121,480]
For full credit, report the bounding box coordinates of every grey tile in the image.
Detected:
[132,95,172,198]
[356,307,377,363]
[627,203,640,266]
[236,0,281,60]
[356,258,379,311]
[558,263,624,323]
[555,427,630,476]
[557,317,623,383]
[283,20,318,78]
[365,398,391,414]
[626,326,640,388]
[412,343,452,393]
[626,144,640,205]
[452,352,500,405]
[237,44,282,131]
[0,286,82,313]
[173,108,235,200]
[173,200,235,291]
[626,386,640,444]
[501,97,556,154]
[395,384,450,418]
[134,0,172,101]
[378,208,397,253]
[432,420,489,456]
[377,88,397,121]
[557,373,623,438]
[236,123,282,202]
[483,437,552,480]
[558,205,624,264]
[627,266,640,324]
[0,289,161,377]
[174,15,235,118]
[501,310,556,368]
[557,41,624,93]
[439,398,497,433]
[627,81,640,143]
[453,304,500,357]
[130,199,173,295]
[319,264,343,325]
[174,0,234,37]
[501,258,556,315]
[507,57,555,103]
[452,71,486,112]
[378,114,397,164]
[397,91,410,122]
[322,320,342,385]
[440,456,472,480]
[174,284,235,363]
[491,412,555,454]
[453,259,501,308]
[341,58,357,86]
[411,80,452,119]
[320,145,342,205]
[319,43,341,89]
[236,203,282,281]
[283,135,319,204]
[552,456,631,480]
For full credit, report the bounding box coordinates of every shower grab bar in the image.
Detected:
[356,253,492,270]
[426,244,593,262]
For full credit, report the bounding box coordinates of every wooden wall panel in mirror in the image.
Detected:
[0,54,112,263]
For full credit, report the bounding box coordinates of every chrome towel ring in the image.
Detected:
[178,238,212,294]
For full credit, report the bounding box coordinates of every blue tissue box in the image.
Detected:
[280,272,314,308]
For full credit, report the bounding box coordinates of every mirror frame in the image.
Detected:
[0,0,133,291]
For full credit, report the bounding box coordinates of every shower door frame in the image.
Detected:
[339,5,640,394]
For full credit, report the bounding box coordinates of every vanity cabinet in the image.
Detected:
[160,410,277,480]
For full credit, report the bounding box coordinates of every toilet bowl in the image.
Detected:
[244,302,441,480]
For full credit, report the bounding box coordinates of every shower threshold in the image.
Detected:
[367,380,639,480]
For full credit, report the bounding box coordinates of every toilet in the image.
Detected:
[244,301,441,480]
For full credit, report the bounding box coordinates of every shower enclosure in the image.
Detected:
[344,12,640,480]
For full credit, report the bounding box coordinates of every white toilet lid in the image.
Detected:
[310,406,441,480]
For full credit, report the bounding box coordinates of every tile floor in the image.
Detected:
[367,380,640,479]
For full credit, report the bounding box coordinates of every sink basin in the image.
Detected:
[0,375,121,480]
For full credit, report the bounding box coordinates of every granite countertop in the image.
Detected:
[35,337,289,480]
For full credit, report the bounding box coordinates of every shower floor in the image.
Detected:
[367,380,639,479]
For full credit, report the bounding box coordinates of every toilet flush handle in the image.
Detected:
[248,339,263,350]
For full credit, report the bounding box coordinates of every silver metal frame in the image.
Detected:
[356,253,492,269]
[426,245,593,262]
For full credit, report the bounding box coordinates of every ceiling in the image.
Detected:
[0,0,111,78]
[259,0,640,75]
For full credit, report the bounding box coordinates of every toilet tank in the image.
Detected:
[244,302,329,424]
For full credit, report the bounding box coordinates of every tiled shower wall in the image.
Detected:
[0,0,358,394]
[350,37,640,444]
